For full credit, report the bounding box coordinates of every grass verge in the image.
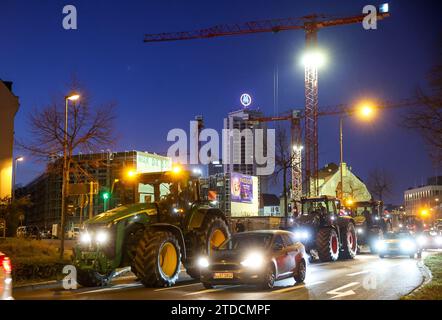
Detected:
[0,238,72,285]
[403,252,442,300]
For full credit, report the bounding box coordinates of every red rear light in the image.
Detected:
[0,256,12,274]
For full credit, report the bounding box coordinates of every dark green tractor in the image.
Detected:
[346,200,387,253]
[73,169,230,287]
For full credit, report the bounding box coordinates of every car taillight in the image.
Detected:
[0,256,12,274]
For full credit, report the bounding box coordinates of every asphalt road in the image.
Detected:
[13,251,434,300]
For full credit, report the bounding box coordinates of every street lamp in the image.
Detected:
[12,156,24,201]
[60,92,80,258]
[339,101,376,201]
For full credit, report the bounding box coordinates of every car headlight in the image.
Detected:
[400,239,416,251]
[197,257,210,268]
[80,232,91,244]
[376,240,386,251]
[417,236,427,245]
[436,237,442,245]
[357,228,364,234]
[399,224,403,228]
[96,231,109,244]
[241,252,264,269]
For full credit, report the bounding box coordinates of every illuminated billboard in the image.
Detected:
[230,173,259,217]
[231,173,254,203]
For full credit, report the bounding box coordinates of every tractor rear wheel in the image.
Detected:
[133,230,181,287]
[185,215,230,279]
[316,228,340,262]
[341,223,357,259]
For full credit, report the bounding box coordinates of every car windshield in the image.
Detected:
[384,232,411,240]
[217,233,273,251]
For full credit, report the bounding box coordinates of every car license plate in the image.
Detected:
[213,272,233,279]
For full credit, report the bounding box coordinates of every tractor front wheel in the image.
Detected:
[185,215,230,279]
[133,230,181,287]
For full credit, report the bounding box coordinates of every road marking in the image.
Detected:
[270,280,325,294]
[327,282,359,299]
[76,283,142,295]
[184,286,237,296]
[154,282,201,292]
[347,270,372,276]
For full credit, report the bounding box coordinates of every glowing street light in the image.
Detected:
[301,50,327,68]
[127,170,136,178]
[66,93,80,101]
[172,165,182,174]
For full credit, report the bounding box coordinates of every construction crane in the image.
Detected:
[144,4,391,197]
[250,97,417,204]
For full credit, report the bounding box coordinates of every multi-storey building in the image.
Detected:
[22,151,171,229]
[404,176,442,221]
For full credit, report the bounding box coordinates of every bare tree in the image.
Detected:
[17,80,116,258]
[403,39,442,165]
[367,168,393,202]
[273,126,300,219]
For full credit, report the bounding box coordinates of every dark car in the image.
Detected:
[376,231,422,258]
[198,230,307,289]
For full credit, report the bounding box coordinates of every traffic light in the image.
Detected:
[102,192,110,200]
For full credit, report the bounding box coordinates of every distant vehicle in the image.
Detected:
[417,230,442,250]
[16,226,41,239]
[199,230,307,289]
[66,227,80,240]
[346,200,386,253]
[376,232,422,259]
[290,196,357,262]
[0,252,13,300]
[39,230,52,239]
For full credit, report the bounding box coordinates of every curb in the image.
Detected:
[403,258,433,298]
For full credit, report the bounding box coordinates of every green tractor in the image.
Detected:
[73,169,231,287]
[346,200,387,253]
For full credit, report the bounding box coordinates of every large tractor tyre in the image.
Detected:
[76,269,113,287]
[133,230,182,288]
[341,223,358,259]
[316,228,340,262]
[185,216,231,279]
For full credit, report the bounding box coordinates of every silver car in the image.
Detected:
[0,252,13,300]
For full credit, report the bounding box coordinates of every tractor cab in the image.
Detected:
[345,201,384,229]
[298,196,341,222]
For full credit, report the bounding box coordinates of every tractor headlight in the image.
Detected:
[435,236,442,245]
[357,228,364,235]
[293,231,310,240]
[241,252,264,269]
[96,231,109,244]
[80,232,91,245]
[400,239,416,251]
[197,257,210,268]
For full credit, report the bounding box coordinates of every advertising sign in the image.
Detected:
[231,173,253,203]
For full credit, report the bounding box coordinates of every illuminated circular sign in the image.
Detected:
[240,93,252,107]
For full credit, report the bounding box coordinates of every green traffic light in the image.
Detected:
[102,192,110,200]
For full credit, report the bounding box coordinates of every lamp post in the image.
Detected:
[339,101,375,201]
[12,156,24,201]
[60,93,80,259]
